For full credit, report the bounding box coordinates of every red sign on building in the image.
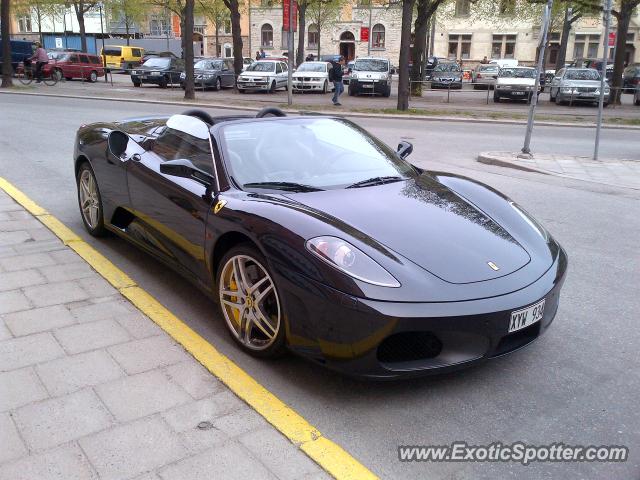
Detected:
[608,32,616,47]
[283,1,298,32]
[360,27,370,42]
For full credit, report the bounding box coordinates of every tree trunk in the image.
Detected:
[184,0,195,100]
[397,0,415,110]
[37,3,43,45]
[317,21,321,57]
[215,24,219,57]
[555,8,573,71]
[1,0,13,87]
[74,2,88,53]
[126,18,131,46]
[411,0,429,96]
[611,6,631,105]
[225,0,244,75]
[296,2,306,66]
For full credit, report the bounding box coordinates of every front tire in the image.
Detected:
[88,70,98,83]
[217,244,286,358]
[493,92,500,103]
[322,80,328,93]
[214,77,221,91]
[269,80,276,93]
[77,163,107,237]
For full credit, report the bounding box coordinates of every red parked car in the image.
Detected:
[40,51,105,82]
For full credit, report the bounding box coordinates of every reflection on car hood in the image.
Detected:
[432,71,462,79]
[240,71,274,77]
[136,65,171,72]
[560,79,605,87]
[292,72,327,79]
[286,176,531,284]
[496,77,535,86]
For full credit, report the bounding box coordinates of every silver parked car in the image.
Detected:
[237,60,289,93]
[548,68,610,106]
[472,64,499,89]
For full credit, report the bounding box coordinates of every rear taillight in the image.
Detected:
[477,73,482,78]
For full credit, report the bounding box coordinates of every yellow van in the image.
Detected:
[101,45,144,71]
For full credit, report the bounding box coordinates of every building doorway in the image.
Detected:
[339,31,355,61]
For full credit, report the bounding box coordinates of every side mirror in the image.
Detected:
[397,141,413,159]
[160,158,214,187]
[108,131,130,159]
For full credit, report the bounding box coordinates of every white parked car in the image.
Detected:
[292,61,333,93]
[237,60,288,93]
[348,57,392,97]
[494,66,540,103]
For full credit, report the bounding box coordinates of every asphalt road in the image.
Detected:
[1,93,639,479]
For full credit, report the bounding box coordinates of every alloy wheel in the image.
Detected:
[79,169,100,229]
[219,254,281,351]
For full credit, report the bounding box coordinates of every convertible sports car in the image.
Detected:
[74,108,567,379]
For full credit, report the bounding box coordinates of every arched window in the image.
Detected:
[340,31,355,42]
[261,24,273,47]
[308,24,319,48]
[372,24,385,49]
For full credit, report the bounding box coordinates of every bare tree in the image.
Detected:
[307,0,343,58]
[71,1,98,53]
[397,0,416,110]
[108,0,149,45]
[410,0,448,95]
[199,0,229,57]
[221,0,243,74]
[1,0,13,87]
[296,0,311,65]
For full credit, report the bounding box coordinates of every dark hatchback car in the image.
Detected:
[73,108,567,379]
[623,63,640,93]
[130,57,185,88]
[430,62,463,89]
[180,58,235,90]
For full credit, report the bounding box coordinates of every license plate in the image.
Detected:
[362,84,374,88]
[508,299,545,333]
[513,91,525,95]
[245,82,255,87]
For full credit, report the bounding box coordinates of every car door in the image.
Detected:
[222,59,235,87]
[67,54,80,78]
[79,54,90,79]
[126,116,215,284]
[279,62,288,87]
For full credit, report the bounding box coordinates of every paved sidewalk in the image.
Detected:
[0,189,329,480]
[478,151,640,190]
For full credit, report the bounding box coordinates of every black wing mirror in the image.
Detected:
[108,131,131,159]
[160,159,214,187]
[397,140,413,159]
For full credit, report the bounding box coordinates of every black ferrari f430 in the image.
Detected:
[73,108,567,379]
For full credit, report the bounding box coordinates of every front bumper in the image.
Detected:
[495,88,535,99]
[237,80,271,91]
[278,249,567,379]
[350,79,389,94]
[558,90,610,103]
[431,79,463,88]
[131,73,167,85]
[292,79,326,91]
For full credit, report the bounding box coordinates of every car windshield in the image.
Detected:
[220,118,416,190]
[48,52,68,61]
[296,62,326,72]
[479,65,498,72]
[247,62,275,72]
[354,59,388,72]
[499,68,536,78]
[143,57,171,68]
[103,48,121,56]
[565,69,600,80]
[434,63,460,72]
[194,60,220,69]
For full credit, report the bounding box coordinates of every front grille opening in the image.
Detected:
[493,322,541,357]
[377,332,443,363]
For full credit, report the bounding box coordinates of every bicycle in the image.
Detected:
[17,60,59,86]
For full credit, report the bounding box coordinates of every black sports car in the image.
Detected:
[74,108,567,379]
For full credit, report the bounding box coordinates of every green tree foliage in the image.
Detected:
[108,0,150,45]
[306,0,344,58]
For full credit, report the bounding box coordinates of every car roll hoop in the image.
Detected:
[182,109,215,125]
[255,107,287,118]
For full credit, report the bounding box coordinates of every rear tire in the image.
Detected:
[269,80,276,93]
[493,92,500,103]
[322,80,328,93]
[159,77,168,89]
[383,85,391,97]
[133,80,141,87]
[214,77,221,91]
[88,70,98,83]
[76,163,107,237]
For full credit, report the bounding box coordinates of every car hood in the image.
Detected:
[292,72,327,79]
[285,176,531,284]
[136,65,171,72]
[353,71,388,80]
[432,71,462,79]
[240,71,274,78]
[497,78,535,86]
[561,79,604,87]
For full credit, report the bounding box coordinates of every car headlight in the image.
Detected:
[561,87,574,93]
[179,72,185,79]
[203,74,213,79]
[351,73,358,79]
[306,236,400,288]
[131,70,138,75]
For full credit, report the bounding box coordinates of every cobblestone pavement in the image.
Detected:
[0,189,330,480]
[477,151,640,190]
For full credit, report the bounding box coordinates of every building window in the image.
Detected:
[499,0,515,15]
[455,0,470,16]
[260,0,275,6]
[261,23,273,47]
[224,44,232,57]
[308,24,319,48]
[194,25,206,35]
[149,16,168,36]
[17,15,32,33]
[492,34,516,59]
[372,24,385,49]
[587,35,600,57]
[448,34,472,60]
[573,34,585,58]
[574,34,599,59]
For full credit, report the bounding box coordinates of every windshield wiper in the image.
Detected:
[346,176,403,188]
[242,182,323,192]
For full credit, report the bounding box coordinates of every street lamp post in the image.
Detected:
[367,0,372,56]
[594,0,612,161]
[287,0,293,106]
[521,0,553,156]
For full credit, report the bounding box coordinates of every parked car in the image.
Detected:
[623,63,640,93]
[471,64,499,89]
[430,62,463,89]
[0,39,33,72]
[348,57,392,97]
[74,107,567,378]
[47,51,105,82]
[130,56,184,88]
[548,68,609,106]
[424,56,447,80]
[101,45,144,71]
[570,58,613,82]
[342,60,355,85]
[141,51,178,64]
[494,67,540,103]
[236,60,289,93]
[179,58,235,90]
[292,61,333,93]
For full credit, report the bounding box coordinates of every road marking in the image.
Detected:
[0,176,378,480]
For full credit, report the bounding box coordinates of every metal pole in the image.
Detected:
[99,3,107,83]
[287,0,293,106]
[367,0,372,56]
[594,0,612,161]
[165,8,170,51]
[248,0,252,58]
[522,0,553,155]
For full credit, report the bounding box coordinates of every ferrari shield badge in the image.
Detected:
[213,200,227,214]
[487,261,500,271]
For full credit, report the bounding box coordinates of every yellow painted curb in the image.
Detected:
[0,177,378,480]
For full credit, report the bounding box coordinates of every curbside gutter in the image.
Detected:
[2,89,639,130]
